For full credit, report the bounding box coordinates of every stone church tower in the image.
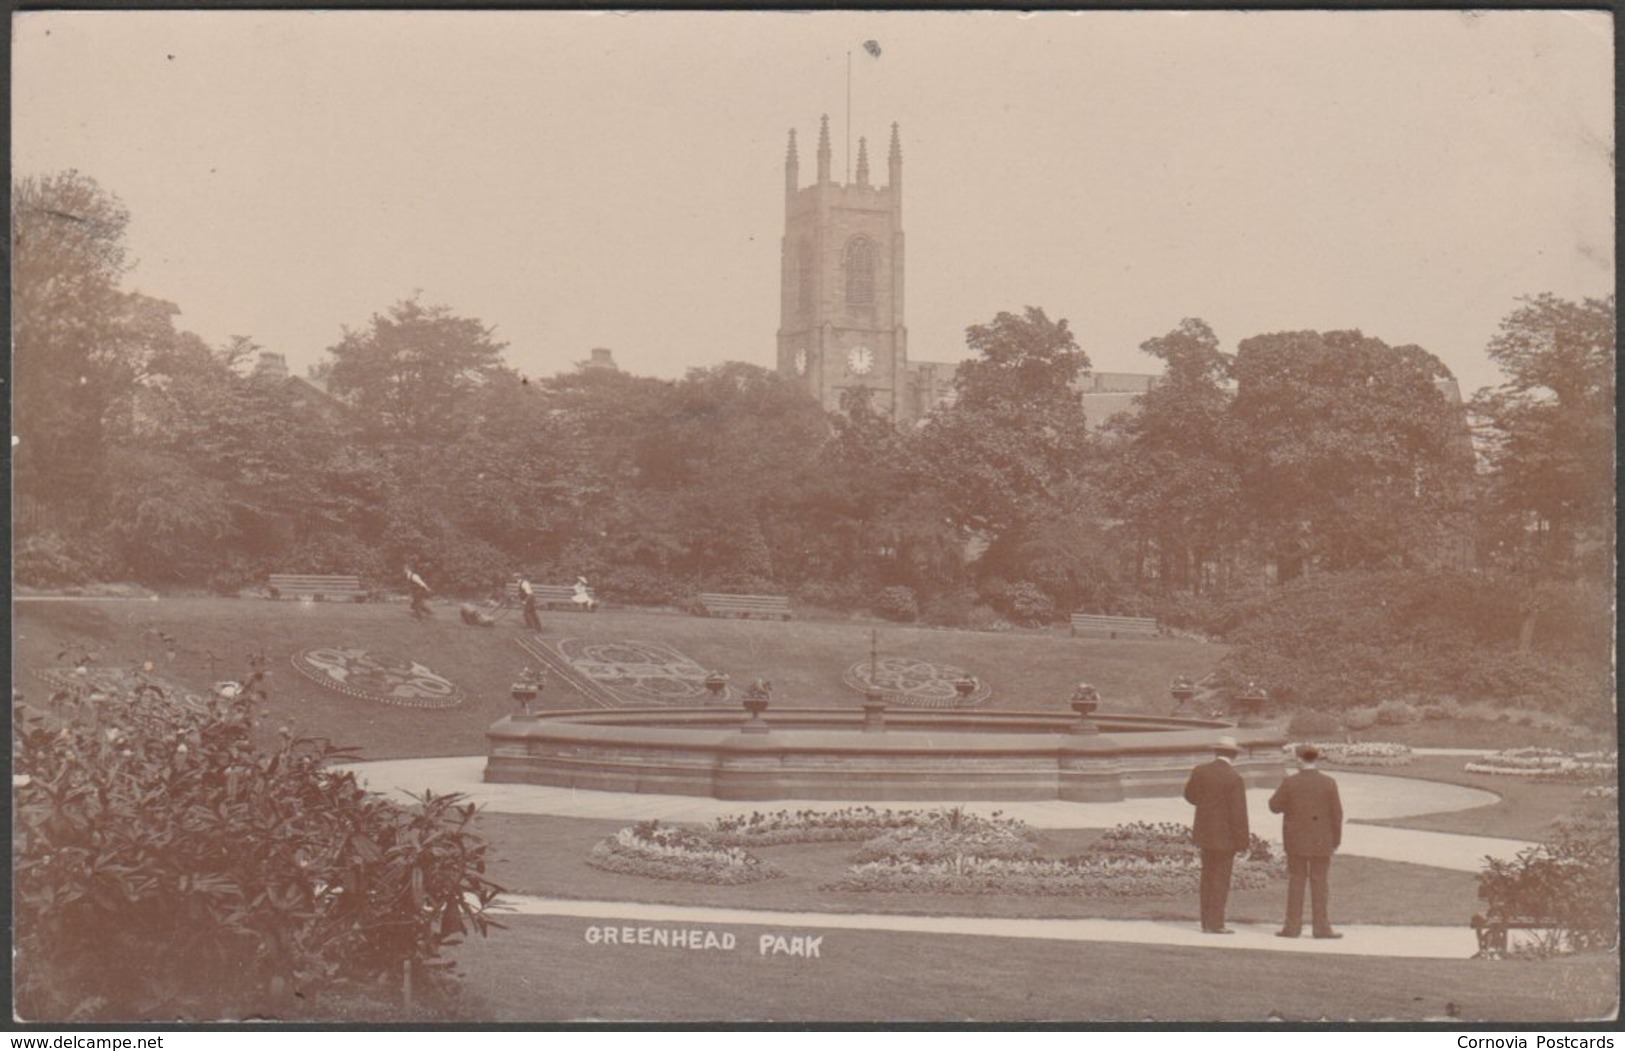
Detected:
[776,116,909,419]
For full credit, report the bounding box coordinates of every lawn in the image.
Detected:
[13,596,1618,1024]
[13,597,1225,759]
[475,812,1478,928]
[446,915,1618,1023]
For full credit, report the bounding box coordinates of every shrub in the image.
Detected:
[1476,805,1619,955]
[793,578,870,614]
[874,586,920,623]
[1376,699,1419,726]
[1286,710,1343,737]
[14,530,107,588]
[591,565,686,607]
[1218,570,1612,714]
[1343,706,1379,731]
[280,533,388,585]
[965,604,1010,632]
[1005,581,1057,626]
[12,667,503,1021]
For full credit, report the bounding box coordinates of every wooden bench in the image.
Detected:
[1471,914,1564,957]
[1070,613,1159,638]
[268,574,367,602]
[504,582,596,612]
[699,593,792,620]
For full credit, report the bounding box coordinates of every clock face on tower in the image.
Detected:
[793,348,807,376]
[846,344,875,376]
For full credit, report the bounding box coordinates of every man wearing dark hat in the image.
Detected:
[1183,735,1250,934]
[1269,744,1345,939]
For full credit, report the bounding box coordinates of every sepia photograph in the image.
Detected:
[9,8,1617,1026]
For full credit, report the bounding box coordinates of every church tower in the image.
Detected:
[777,117,908,419]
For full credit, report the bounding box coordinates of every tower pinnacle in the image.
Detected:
[785,128,799,197]
[888,122,902,188]
[855,136,870,187]
[816,114,832,184]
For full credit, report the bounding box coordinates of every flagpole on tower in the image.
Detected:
[845,49,852,183]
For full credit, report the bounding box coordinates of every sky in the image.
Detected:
[11,9,1614,397]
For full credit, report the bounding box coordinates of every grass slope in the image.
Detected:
[14,598,1224,759]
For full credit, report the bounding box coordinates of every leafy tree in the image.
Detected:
[1229,330,1472,577]
[322,297,511,442]
[791,386,958,591]
[13,172,143,517]
[1098,318,1242,593]
[1471,294,1615,576]
[916,307,1093,541]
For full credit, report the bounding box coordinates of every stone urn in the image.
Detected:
[1236,681,1269,728]
[953,674,978,703]
[704,671,730,703]
[741,680,772,734]
[511,673,543,719]
[1070,683,1101,735]
[1170,675,1196,714]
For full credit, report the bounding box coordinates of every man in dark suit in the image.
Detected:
[1183,735,1250,934]
[1269,744,1345,939]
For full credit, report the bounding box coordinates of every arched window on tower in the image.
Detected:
[844,237,875,308]
[797,240,814,315]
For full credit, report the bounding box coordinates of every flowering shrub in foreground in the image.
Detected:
[1476,805,1619,956]
[13,668,503,1021]
[1465,748,1617,782]
[588,821,783,885]
[1298,741,1414,767]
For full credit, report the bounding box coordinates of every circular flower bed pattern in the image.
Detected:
[554,638,720,706]
[842,656,991,708]
[290,648,463,709]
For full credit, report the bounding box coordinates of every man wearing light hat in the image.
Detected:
[1269,744,1345,939]
[1183,735,1250,934]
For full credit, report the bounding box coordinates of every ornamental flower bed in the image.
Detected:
[851,809,1041,863]
[826,852,1281,897]
[1090,821,1276,864]
[588,821,784,885]
[1299,741,1414,768]
[706,806,924,846]
[826,819,1282,897]
[1464,748,1618,783]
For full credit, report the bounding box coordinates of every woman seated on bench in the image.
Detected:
[572,577,597,611]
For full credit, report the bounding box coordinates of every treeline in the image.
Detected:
[12,172,1615,714]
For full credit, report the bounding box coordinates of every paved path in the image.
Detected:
[493,895,1480,960]
[348,756,1526,960]
[349,756,1528,873]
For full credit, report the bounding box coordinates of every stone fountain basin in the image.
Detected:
[485,708,1286,803]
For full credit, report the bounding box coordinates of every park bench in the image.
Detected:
[268,573,367,602]
[698,592,793,620]
[1471,913,1566,958]
[504,582,596,612]
[1069,612,1159,638]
